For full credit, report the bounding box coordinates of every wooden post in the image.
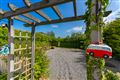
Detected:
[58,41,60,47]
[19,31,22,55]
[7,17,14,80]
[91,0,103,80]
[25,32,28,80]
[90,0,101,44]
[19,31,22,72]
[31,26,35,80]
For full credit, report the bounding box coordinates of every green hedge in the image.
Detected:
[34,48,49,80]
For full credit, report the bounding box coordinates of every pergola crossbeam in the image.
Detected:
[24,0,51,21]
[35,10,51,21]
[44,0,63,19]
[24,0,31,7]
[1,0,73,19]
[73,0,77,17]
[14,16,33,24]
[35,15,84,26]
[51,6,63,19]
[8,3,41,23]
[0,9,33,25]
[0,9,4,14]
[22,13,41,23]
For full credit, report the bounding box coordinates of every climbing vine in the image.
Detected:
[84,0,112,80]
[85,0,109,36]
[84,0,109,44]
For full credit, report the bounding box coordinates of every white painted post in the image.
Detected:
[7,17,14,80]
[31,26,35,80]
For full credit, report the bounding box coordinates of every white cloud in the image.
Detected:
[66,26,83,33]
[51,25,58,28]
[104,8,120,23]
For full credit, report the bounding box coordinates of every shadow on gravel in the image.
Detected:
[70,49,81,52]
[74,50,86,63]
[74,51,86,68]
[105,58,120,72]
[105,62,116,68]
[75,57,86,69]
[75,57,86,62]
[71,49,85,54]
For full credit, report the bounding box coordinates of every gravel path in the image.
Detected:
[46,48,87,80]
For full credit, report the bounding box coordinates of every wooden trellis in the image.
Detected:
[0,0,111,80]
[7,21,32,80]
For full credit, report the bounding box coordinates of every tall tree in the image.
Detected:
[103,19,120,58]
[46,31,55,38]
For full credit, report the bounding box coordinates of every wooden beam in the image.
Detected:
[104,11,112,17]
[73,0,77,17]
[24,0,31,7]
[0,9,33,24]
[0,9,4,19]
[31,26,35,80]
[22,13,41,23]
[0,9,5,14]
[8,3,41,23]
[44,0,63,19]
[44,0,49,2]
[7,18,14,80]
[35,10,51,21]
[33,15,84,26]
[1,0,73,19]
[24,0,51,21]
[51,6,63,19]
[14,16,33,24]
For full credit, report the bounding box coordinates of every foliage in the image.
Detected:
[84,0,109,42]
[52,32,88,49]
[46,31,55,38]
[34,48,49,80]
[0,27,51,79]
[86,56,119,80]
[84,0,112,80]
[105,70,119,80]
[103,20,120,58]
[0,27,8,47]
[0,73,7,80]
[87,56,105,80]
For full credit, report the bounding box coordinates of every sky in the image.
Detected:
[0,0,120,37]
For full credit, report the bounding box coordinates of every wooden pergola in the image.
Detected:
[0,0,111,80]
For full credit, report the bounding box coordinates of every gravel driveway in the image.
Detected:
[46,48,87,80]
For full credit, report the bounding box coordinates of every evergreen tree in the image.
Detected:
[103,20,120,58]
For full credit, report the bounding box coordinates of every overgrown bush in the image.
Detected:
[87,55,120,80]
[105,70,119,80]
[34,48,49,80]
[0,73,7,80]
[0,27,8,47]
[87,56,105,80]
[103,20,120,58]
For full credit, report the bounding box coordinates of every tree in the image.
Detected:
[46,31,55,38]
[103,19,120,58]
